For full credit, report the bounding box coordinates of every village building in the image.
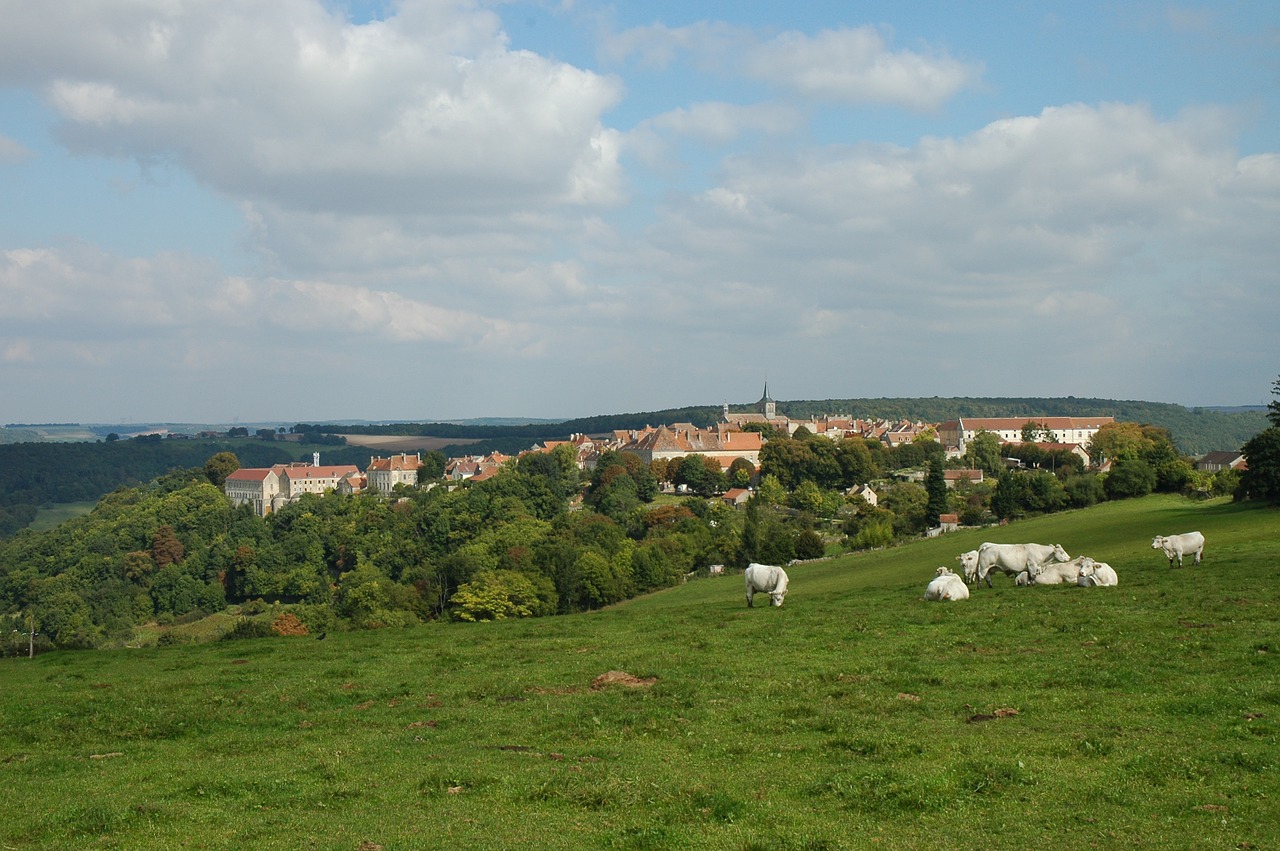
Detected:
[722,383,789,430]
[943,469,984,488]
[937,417,1114,455]
[223,466,283,516]
[445,452,511,482]
[1195,450,1247,472]
[366,452,421,494]
[618,424,763,470]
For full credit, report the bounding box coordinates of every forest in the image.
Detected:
[3,414,1254,654]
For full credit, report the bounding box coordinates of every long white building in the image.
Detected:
[936,417,1114,454]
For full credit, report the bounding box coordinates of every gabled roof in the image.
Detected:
[280,465,360,480]
[1199,450,1244,465]
[948,417,1114,431]
[225,468,277,482]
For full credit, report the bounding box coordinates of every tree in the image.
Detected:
[1241,427,1280,503]
[449,570,540,621]
[1240,374,1280,504]
[1104,458,1156,500]
[924,459,948,527]
[1269,374,1280,428]
[728,457,755,488]
[962,431,1004,476]
[150,524,185,568]
[418,450,447,481]
[794,529,825,560]
[203,452,241,487]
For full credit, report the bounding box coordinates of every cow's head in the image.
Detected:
[769,572,789,606]
[957,550,979,582]
[1150,536,1164,549]
[1052,544,1070,562]
[1077,557,1096,578]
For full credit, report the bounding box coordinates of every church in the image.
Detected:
[722,383,788,429]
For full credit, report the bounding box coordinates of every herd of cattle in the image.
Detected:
[925,530,1206,602]
[742,530,1207,607]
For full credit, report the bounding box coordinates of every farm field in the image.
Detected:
[27,500,98,533]
[337,434,481,453]
[1,495,1277,849]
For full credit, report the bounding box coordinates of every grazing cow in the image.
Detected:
[957,550,981,584]
[973,542,1070,588]
[1151,531,1205,568]
[744,563,789,607]
[1077,557,1119,587]
[924,567,970,601]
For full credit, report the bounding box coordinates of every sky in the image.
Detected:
[1,1,1278,425]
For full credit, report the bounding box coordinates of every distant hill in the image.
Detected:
[299,396,1266,457]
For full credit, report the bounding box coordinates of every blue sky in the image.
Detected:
[2,1,1277,424]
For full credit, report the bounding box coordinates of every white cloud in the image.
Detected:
[594,101,1278,402]
[601,21,980,110]
[742,26,981,110]
[2,0,624,218]
[646,101,803,145]
[0,244,528,356]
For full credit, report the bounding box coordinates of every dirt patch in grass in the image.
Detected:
[591,671,658,690]
[966,707,1020,723]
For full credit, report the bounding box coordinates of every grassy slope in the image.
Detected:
[1,495,1276,850]
[27,500,98,533]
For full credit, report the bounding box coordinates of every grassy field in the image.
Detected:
[1,495,1276,850]
[27,501,98,533]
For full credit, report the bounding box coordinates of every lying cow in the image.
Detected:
[1077,557,1118,587]
[924,567,969,601]
[744,563,789,607]
[973,542,1070,587]
[1022,556,1092,586]
[1152,531,1205,568]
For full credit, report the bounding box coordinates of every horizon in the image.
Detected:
[3,395,1268,433]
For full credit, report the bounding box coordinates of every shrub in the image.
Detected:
[271,612,309,636]
[795,529,826,560]
[221,617,275,641]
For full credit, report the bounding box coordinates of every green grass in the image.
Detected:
[27,501,97,532]
[1,495,1277,849]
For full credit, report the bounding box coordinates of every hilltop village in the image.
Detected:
[224,388,1122,517]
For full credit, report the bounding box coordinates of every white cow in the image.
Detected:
[973,542,1070,588]
[1077,557,1118,587]
[924,567,970,601]
[957,550,981,584]
[1152,531,1205,568]
[745,563,789,607]
[1024,556,1093,586]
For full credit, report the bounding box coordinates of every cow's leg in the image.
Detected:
[746,589,753,607]
[1194,549,1203,565]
